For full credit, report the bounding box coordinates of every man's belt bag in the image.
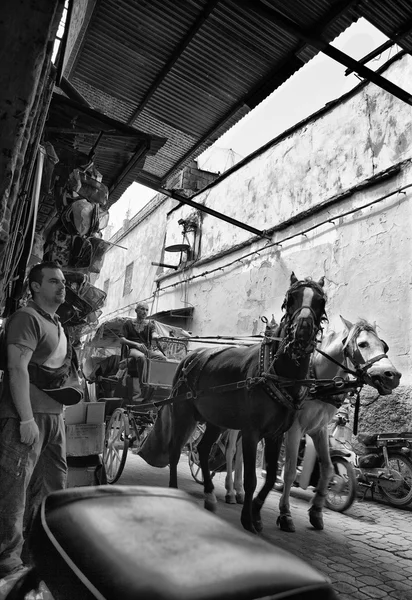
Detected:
[28,356,82,406]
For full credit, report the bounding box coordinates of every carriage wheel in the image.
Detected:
[187,423,216,485]
[103,408,129,484]
[188,443,204,484]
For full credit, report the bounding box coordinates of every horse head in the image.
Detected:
[281,273,327,356]
[340,316,401,395]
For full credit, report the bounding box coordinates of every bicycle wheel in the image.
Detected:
[378,453,412,507]
[103,408,129,484]
[325,456,357,512]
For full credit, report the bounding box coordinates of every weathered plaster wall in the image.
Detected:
[189,55,412,257]
[96,53,412,430]
[94,195,177,319]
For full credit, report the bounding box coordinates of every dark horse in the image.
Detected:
[167,273,327,533]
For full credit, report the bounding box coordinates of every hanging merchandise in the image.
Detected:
[64,270,88,293]
[98,208,110,231]
[61,199,98,237]
[66,164,108,207]
[40,142,59,196]
[78,281,107,311]
[57,286,93,326]
[69,236,111,273]
[44,229,72,267]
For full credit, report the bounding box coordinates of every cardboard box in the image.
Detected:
[86,402,105,424]
[64,402,87,425]
[66,423,105,456]
[67,465,98,487]
[66,456,106,487]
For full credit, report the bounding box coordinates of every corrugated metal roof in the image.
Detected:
[63,0,412,205]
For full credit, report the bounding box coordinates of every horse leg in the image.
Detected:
[252,435,283,533]
[308,429,333,530]
[234,434,244,504]
[197,424,221,512]
[240,431,259,534]
[277,426,302,533]
[224,430,238,504]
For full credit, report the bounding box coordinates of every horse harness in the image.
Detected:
[135,334,312,413]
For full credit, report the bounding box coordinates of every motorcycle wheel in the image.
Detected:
[325,456,357,512]
[378,453,412,507]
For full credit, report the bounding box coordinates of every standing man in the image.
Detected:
[0,261,70,579]
[119,301,166,399]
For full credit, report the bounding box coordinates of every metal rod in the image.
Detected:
[247,1,412,106]
[162,188,272,239]
[151,262,178,270]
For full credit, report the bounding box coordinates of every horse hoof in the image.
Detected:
[235,493,244,505]
[225,494,236,504]
[276,515,296,533]
[308,507,324,530]
[241,519,258,535]
[204,500,217,513]
[253,517,263,533]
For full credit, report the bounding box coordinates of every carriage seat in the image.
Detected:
[26,486,337,600]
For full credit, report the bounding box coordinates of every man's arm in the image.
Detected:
[119,321,148,353]
[8,343,40,445]
[118,336,147,352]
[149,323,167,356]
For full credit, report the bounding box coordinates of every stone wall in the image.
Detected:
[0,0,64,310]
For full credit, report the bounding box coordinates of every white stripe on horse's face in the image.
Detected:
[299,286,314,319]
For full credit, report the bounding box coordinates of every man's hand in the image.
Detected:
[20,418,40,445]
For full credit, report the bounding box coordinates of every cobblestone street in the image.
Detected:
[119,452,412,600]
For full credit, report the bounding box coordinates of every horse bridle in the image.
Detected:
[280,282,328,358]
[314,333,389,385]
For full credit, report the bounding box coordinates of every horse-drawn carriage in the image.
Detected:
[80,275,402,536]
[81,316,190,483]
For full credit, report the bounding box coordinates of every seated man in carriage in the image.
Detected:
[119,301,167,401]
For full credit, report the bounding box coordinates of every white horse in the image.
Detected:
[251,316,401,533]
[223,430,244,504]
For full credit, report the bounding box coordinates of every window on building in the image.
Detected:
[123,262,134,296]
[103,278,110,295]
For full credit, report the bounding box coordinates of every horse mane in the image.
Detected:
[343,319,377,350]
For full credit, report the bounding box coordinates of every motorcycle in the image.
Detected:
[274,429,358,513]
[351,431,412,507]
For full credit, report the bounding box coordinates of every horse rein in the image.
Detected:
[314,343,389,383]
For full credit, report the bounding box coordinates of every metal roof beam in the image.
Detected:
[109,140,150,195]
[162,188,271,239]
[159,0,359,184]
[249,1,412,106]
[137,180,271,239]
[127,0,220,127]
[345,16,412,76]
